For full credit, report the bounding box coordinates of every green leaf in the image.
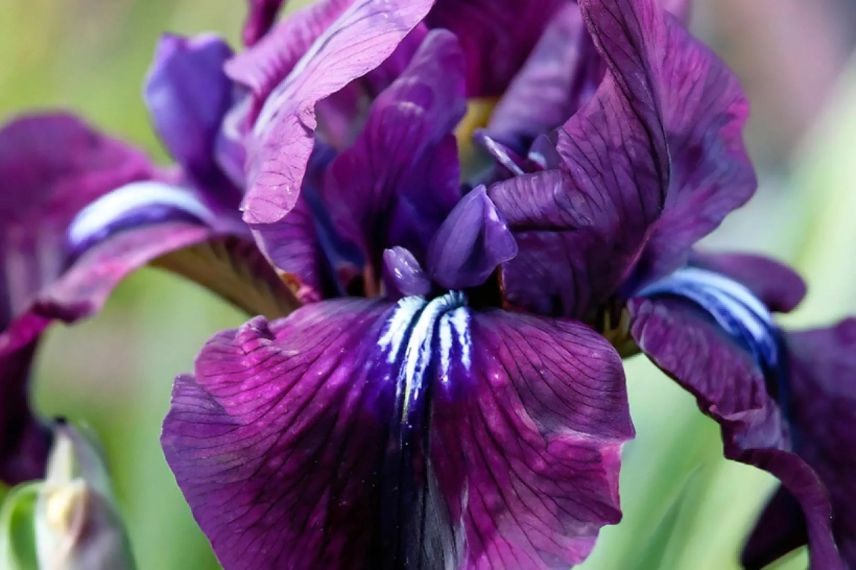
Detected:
[0,482,42,570]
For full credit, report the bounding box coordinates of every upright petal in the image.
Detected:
[243,0,435,226]
[243,0,287,46]
[248,144,360,302]
[226,0,352,114]
[484,3,602,152]
[628,289,844,569]
[745,321,856,567]
[490,0,754,318]
[320,29,465,271]
[145,34,237,197]
[163,297,631,569]
[425,0,565,96]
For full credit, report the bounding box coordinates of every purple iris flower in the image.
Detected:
[2,0,855,568]
[0,36,295,484]
[474,1,855,567]
[162,2,634,566]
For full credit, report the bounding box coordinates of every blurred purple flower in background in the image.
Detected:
[0,0,855,568]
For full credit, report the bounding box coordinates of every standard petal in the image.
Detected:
[744,321,856,567]
[242,0,435,226]
[163,297,631,569]
[628,297,844,569]
[242,0,286,46]
[427,187,518,291]
[490,0,754,318]
[320,29,465,270]
[226,0,352,114]
[145,34,237,196]
[249,145,360,301]
[484,3,602,152]
[425,0,565,96]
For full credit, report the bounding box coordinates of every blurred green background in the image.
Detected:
[1,1,855,568]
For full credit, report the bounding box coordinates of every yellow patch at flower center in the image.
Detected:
[454,97,498,170]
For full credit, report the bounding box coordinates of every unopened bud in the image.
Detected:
[33,423,135,570]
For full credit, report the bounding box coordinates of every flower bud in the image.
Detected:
[2,422,137,570]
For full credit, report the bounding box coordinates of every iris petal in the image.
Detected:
[163,298,631,569]
[484,3,601,153]
[744,321,856,567]
[65,181,214,263]
[490,0,754,318]
[425,0,566,96]
[242,0,435,226]
[636,267,779,371]
[145,34,236,194]
[242,0,286,46]
[689,251,807,314]
[320,29,466,270]
[0,114,276,483]
[628,286,844,569]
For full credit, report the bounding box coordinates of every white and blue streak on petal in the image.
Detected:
[374,291,471,568]
[638,266,789,407]
[65,181,214,263]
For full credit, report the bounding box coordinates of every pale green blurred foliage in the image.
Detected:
[1,1,854,568]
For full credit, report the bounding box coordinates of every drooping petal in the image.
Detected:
[163,296,631,569]
[320,29,465,271]
[744,321,856,567]
[0,315,51,484]
[62,180,300,318]
[0,114,275,483]
[742,487,810,569]
[434,309,633,568]
[490,0,754,318]
[242,0,435,226]
[0,115,146,482]
[425,0,565,96]
[689,251,807,313]
[484,3,602,152]
[243,0,287,46]
[628,293,844,570]
[0,114,154,322]
[427,186,518,291]
[145,34,237,198]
